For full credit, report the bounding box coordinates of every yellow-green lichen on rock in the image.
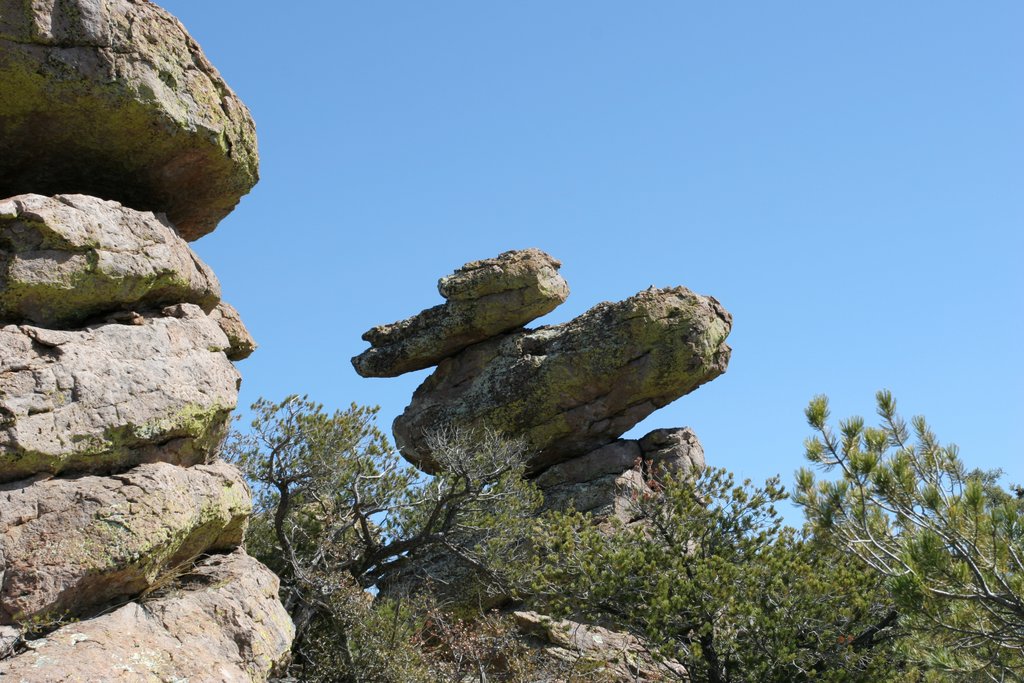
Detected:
[0,0,259,240]
[0,194,221,327]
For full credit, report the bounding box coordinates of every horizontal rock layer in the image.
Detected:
[0,0,259,239]
[0,551,294,682]
[394,286,732,473]
[0,304,240,482]
[0,461,250,624]
[0,194,220,327]
[353,249,568,378]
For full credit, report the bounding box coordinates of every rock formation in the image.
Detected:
[354,248,732,680]
[0,1,291,679]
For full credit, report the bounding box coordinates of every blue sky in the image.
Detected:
[162,1,1022,504]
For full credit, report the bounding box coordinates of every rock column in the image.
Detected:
[0,1,293,680]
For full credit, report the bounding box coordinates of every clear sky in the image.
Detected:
[161,1,1022,506]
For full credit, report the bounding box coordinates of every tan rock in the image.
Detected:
[210,301,257,361]
[0,551,294,682]
[538,427,705,525]
[0,304,239,482]
[353,249,568,378]
[394,286,731,473]
[0,461,250,624]
[0,0,259,239]
[0,194,221,327]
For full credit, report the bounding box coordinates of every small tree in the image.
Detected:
[226,396,541,681]
[796,390,1024,680]
[531,467,907,682]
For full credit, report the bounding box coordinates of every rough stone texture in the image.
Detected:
[353,249,569,378]
[0,194,220,327]
[0,0,259,240]
[0,303,240,483]
[394,286,732,473]
[513,611,689,682]
[0,550,294,682]
[537,427,705,524]
[210,301,257,361]
[0,461,250,624]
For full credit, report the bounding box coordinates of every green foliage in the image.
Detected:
[226,396,543,681]
[796,391,1024,680]
[531,467,910,682]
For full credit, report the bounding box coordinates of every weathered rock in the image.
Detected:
[0,194,220,327]
[210,301,257,361]
[0,303,240,482]
[0,550,294,681]
[513,611,689,682]
[0,0,259,240]
[0,461,250,624]
[537,427,705,524]
[353,249,569,378]
[394,286,732,473]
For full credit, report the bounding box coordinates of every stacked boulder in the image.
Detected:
[0,1,292,680]
[353,248,732,679]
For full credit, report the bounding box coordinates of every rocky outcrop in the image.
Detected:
[0,0,259,239]
[0,2,290,678]
[0,461,250,624]
[0,551,294,682]
[394,286,731,472]
[353,249,568,378]
[513,611,689,682]
[0,194,220,327]
[212,301,258,361]
[0,304,240,483]
[537,427,705,525]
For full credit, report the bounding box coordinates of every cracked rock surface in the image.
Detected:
[0,0,259,239]
[0,303,239,482]
[353,248,569,378]
[0,551,294,682]
[537,427,705,524]
[0,461,250,624]
[394,286,731,473]
[0,194,221,327]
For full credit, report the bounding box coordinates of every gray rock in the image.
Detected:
[0,0,259,239]
[0,461,250,624]
[0,551,295,681]
[0,304,240,482]
[0,194,221,327]
[513,611,689,682]
[210,301,257,361]
[394,286,731,473]
[353,249,569,378]
[537,427,705,524]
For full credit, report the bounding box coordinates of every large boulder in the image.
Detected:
[394,286,732,473]
[0,0,259,239]
[0,303,240,482]
[537,427,705,525]
[0,194,220,327]
[0,461,250,624]
[0,551,295,682]
[352,249,569,378]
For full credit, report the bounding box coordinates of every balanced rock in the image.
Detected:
[394,286,732,472]
[0,461,249,624]
[0,551,294,682]
[0,0,259,239]
[0,194,220,327]
[537,427,705,524]
[353,249,568,378]
[0,304,240,482]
